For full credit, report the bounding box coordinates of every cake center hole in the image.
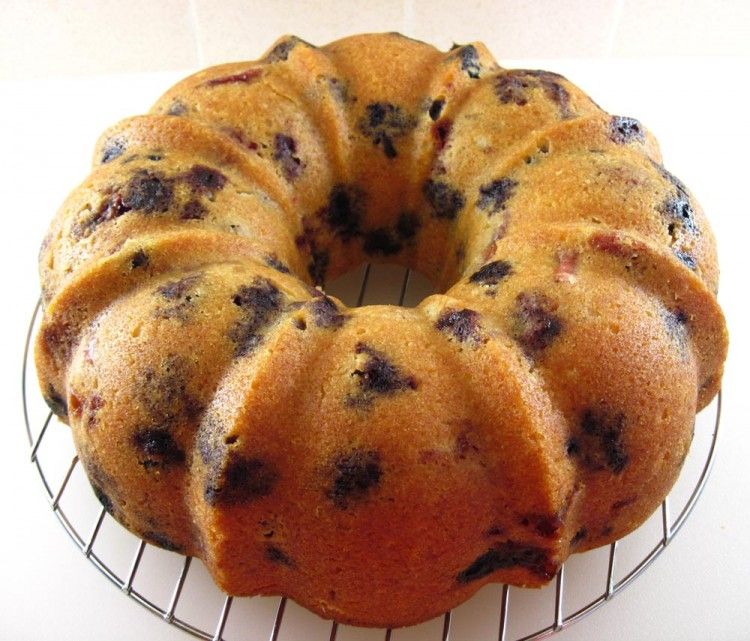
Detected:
[324,263,435,308]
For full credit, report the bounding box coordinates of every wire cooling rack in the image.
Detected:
[23,263,721,641]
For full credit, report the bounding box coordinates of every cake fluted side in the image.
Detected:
[34,32,727,628]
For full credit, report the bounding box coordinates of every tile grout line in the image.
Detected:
[188,0,206,68]
[605,0,626,58]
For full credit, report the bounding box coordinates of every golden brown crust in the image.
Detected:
[36,32,727,627]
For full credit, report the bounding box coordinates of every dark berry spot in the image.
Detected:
[566,438,580,456]
[143,530,181,552]
[432,119,452,150]
[457,542,557,583]
[42,322,76,364]
[205,68,262,86]
[181,200,207,220]
[521,513,563,539]
[571,528,588,546]
[273,133,305,181]
[264,253,291,274]
[233,278,282,313]
[184,165,227,196]
[327,449,382,509]
[350,343,418,401]
[133,428,185,468]
[123,170,174,213]
[295,225,314,250]
[205,453,278,505]
[569,408,629,474]
[323,184,364,240]
[651,162,699,239]
[324,184,363,240]
[136,355,202,428]
[76,191,131,236]
[664,308,689,336]
[609,116,645,144]
[44,384,68,419]
[101,137,126,163]
[664,307,689,347]
[495,70,571,117]
[435,308,483,344]
[310,296,347,329]
[611,495,637,512]
[358,102,417,159]
[512,291,562,353]
[263,36,305,63]
[457,45,481,78]
[396,212,421,240]
[477,178,518,215]
[85,394,104,428]
[454,427,481,459]
[130,249,149,269]
[223,127,260,151]
[229,278,284,357]
[660,195,697,235]
[326,76,349,103]
[158,274,201,301]
[674,250,697,270]
[167,100,187,116]
[363,228,402,256]
[154,274,201,323]
[100,192,131,219]
[429,98,446,120]
[382,136,398,159]
[423,179,465,220]
[496,73,531,105]
[540,78,572,118]
[308,249,329,286]
[154,274,202,322]
[469,260,513,286]
[266,544,295,566]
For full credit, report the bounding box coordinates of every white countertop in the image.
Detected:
[1,59,748,641]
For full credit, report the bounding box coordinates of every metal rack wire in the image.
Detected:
[23,264,722,641]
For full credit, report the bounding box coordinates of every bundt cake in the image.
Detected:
[36,33,727,627]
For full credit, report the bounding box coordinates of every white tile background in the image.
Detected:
[1,0,749,81]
